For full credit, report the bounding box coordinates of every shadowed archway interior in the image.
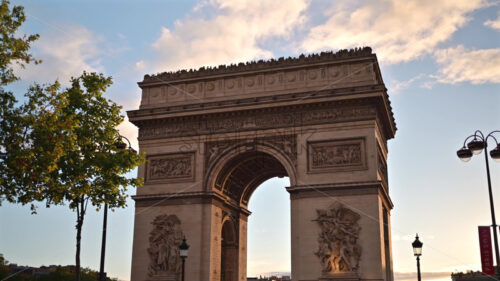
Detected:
[214,151,288,206]
[221,219,238,281]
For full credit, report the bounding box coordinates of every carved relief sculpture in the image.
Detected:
[137,103,377,140]
[314,203,362,274]
[146,152,195,183]
[148,214,185,279]
[308,139,366,173]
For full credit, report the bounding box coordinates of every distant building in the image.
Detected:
[452,271,494,281]
[247,276,291,281]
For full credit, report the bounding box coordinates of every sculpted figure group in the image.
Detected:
[314,203,362,273]
[148,214,184,277]
[149,157,191,179]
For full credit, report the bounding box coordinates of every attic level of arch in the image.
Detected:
[128,83,389,117]
[140,47,375,84]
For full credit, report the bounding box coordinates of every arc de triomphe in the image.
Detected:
[127,47,396,281]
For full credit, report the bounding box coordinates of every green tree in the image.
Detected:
[0,254,9,279]
[0,2,145,281]
[0,0,49,203]
[0,0,40,86]
[55,72,145,281]
[1,73,145,281]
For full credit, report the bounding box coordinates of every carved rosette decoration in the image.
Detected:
[314,203,362,274]
[148,214,185,278]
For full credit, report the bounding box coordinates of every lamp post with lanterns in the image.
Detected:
[457,130,500,269]
[412,234,423,281]
[179,238,190,281]
[98,135,137,281]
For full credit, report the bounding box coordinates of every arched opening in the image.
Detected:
[212,150,290,206]
[247,177,291,278]
[211,148,293,280]
[221,219,238,281]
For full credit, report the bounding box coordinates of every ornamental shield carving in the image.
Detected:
[148,214,184,279]
[314,202,362,273]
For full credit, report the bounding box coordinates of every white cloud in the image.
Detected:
[388,73,426,95]
[135,60,145,71]
[16,25,105,84]
[117,116,139,151]
[145,0,309,73]
[484,11,500,30]
[433,45,500,84]
[301,0,488,64]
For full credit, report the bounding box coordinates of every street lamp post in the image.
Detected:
[98,135,136,281]
[412,234,423,281]
[179,238,190,281]
[457,130,500,272]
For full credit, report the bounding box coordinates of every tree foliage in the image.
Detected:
[1,72,145,280]
[0,2,145,280]
[0,82,76,209]
[0,0,40,85]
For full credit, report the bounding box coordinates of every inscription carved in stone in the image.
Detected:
[148,214,184,279]
[314,203,362,274]
[308,139,366,173]
[147,153,195,183]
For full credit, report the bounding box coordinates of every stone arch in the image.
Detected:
[205,142,296,206]
[129,49,397,281]
[221,217,238,281]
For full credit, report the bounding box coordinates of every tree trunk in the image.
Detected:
[75,199,85,281]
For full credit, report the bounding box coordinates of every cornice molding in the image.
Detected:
[286,181,394,209]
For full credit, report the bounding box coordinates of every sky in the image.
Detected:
[0,0,499,280]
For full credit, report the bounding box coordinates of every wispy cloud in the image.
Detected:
[142,0,309,73]
[484,11,500,30]
[301,0,488,64]
[15,25,105,84]
[433,45,500,84]
[388,73,426,95]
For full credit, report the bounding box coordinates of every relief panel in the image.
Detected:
[314,202,362,274]
[308,138,367,173]
[148,214,185,280]
[145,152,195,183]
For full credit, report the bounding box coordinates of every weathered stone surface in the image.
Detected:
[128,49,396,281]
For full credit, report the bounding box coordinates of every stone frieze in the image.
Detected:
[308,138,366,173]
[146,152,195,183]
[139,103,377,140]
[141,60,376,107]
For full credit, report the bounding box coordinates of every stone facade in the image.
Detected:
[128,47,396,281]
